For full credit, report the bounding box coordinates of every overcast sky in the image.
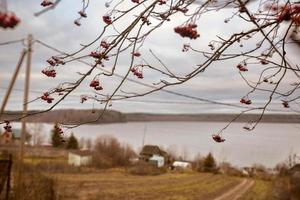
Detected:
[0,0,299,114]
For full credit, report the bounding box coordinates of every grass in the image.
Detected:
[24,156,67,164]
[237,179,274,200]
[53,169,242,200]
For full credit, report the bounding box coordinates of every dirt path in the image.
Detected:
[213,179,255,200]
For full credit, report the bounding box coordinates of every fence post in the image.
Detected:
[5,154,12,200]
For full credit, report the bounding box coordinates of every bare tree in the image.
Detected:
[85,138,93,150]
[28,123,46,146]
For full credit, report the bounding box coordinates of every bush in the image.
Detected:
[10,172,54,200]
[128,161,167,176]
[92,136,136,169]
[194,152,218,173]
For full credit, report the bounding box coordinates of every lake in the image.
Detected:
[21,121,300,168]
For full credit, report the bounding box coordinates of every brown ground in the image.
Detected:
[53,169,242,200]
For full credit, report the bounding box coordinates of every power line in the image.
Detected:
[0,86,236,106]
[0,38,290,112]
[0,38,25,46]
[34,39,251,109]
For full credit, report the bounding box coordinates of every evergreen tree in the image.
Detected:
[51,123,63,148]
[203,152,217,172]
[66,133,79,149]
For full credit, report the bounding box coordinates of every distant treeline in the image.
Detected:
[1,109,300,124]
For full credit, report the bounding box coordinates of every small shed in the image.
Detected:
[172,161,192,169]
[68,150,92,166]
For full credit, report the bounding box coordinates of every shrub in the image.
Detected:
[128,161,167,176]
[11,172,54,200]
[203,152,217,172]
[92,136,136,169]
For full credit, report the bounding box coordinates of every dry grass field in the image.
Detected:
[53,169,242,200]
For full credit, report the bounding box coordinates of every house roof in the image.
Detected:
[69,150,92,157]
[140,145,167,156]
[291,164,300,172]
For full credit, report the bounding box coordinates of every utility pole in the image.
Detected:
[0,50,27,119]
[142,124,147,147]
[16,34,32,200]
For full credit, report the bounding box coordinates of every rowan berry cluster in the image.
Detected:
[158,0,166,5]
[42,69,56,77]
[130,65,143,79]
[103,15,112,25]
[174,24,200,40]
[47,56,65,66]
[212,134,225,143]
[0,12,20,29]
[132,52,141,57]
[90,51,109,60]
[80,96,88,103]
[90,80,103,91]
[182,44,190,52]
[282,100,290,108]
[240,97,252,105]
[277,5,300,24]
[236,64,248,72]
[3,121,12,132]
[40,0,53,7]
[41,92,54,103]
[100,40,110,49]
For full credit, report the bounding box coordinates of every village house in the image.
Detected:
[139,145,168,168]
[68,150,92,166]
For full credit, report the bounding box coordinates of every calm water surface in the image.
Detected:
[21,121,300,168]
[69,122,300,168]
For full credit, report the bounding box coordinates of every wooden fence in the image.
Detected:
[0,154,12,200]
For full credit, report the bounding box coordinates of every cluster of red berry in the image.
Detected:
[277,5,300,24]
[260,59,269,65]
[0,12,20,29]
[141,16,151,25]
[47,56,65,66]
[100,40,110,49]
[41,0,53,7]
[103,15,112,25]
[78,10,87,18]
[80,96,88,103]
[41,92,54,103]
[240,97,252,105]
[282,100,290,108]
[74,11,87,26]
[42,69,56,77]
[3,121,12,132]
[74,19,81,26]
[212,134,225,143]
[174,24,200,40]
[158,0,166,5]
[174,7,188,13]
[182,44,190,52]
[236,64,248,72]
[130,65,143,79]
[132,52,141,57]
[90,51,109,60]
[131,0,139,3]
[90,80,103,91]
